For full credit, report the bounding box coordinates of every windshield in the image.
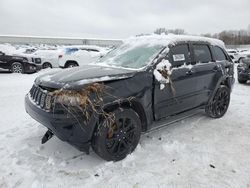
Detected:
[97,43,164,69]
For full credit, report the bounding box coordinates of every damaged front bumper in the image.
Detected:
[25,94,97,153]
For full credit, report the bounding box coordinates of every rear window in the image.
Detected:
[193,44,212,63]
[213,46,227,61]
[169,44,190,67]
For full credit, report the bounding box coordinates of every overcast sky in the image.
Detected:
[0,0,249,39]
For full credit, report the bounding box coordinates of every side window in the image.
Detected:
[213,46,227,61]
[193,44,212,63]
[169,44,190,67]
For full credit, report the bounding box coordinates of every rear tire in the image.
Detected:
[65,62,78,68]
[92,108,141,161]
[238,77,247,84]
[11,62,24,73]
[205,85,230,118]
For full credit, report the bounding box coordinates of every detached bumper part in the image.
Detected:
[41,130,54,144]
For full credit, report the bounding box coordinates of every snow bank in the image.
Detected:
[0,44,17,55]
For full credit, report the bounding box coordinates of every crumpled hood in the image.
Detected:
[35,65,137,89]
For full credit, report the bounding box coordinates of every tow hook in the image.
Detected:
[41,130,54,144]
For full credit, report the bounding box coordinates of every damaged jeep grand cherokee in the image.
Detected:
[25,35,234,161]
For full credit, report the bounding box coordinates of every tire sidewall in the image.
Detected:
[11,62,24,73]
[207,85,230,118]
[92,108,141,161]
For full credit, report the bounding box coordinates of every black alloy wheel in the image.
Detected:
[205,85,230,118]
[11,62,24,73]
[92,108,141,161]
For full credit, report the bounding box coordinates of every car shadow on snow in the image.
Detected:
[19,111,210,173]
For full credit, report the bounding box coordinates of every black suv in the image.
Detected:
[25,35,234,161]
[237,57,250,83]
[0,51,37,73]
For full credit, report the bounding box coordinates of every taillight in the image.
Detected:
[58,55,63,58]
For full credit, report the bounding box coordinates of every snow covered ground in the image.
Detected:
[0,67,250,188]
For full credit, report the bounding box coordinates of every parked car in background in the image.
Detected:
[238,50,250,63]
[237,57,250,83]
[227,49,250,63]
[17,53,42,70]
[0,51,37,73]
[25,35,234,161]
[32,49,60,68]
[58,45,108,68]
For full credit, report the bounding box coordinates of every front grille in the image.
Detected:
[29,84,52,110]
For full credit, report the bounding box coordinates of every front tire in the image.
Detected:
[11,62,24,73]
[42,62,52,69]
[92,108,141,161]
[205,85,230,118]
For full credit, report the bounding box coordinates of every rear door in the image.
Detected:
[189,43,221,106]
[154,43,201,120]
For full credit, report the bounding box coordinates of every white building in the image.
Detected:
[0,35,122,47]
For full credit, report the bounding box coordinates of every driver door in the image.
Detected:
[153,43,200,120]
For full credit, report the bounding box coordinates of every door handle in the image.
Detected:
[186,69,194,75]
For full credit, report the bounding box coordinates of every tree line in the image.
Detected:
[153,25,250,45]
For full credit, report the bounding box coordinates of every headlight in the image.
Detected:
[55,95,80,106]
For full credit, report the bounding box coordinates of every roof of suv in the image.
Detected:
[124,34,225,49]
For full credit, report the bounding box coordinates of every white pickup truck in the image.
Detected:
[58,45,109,68]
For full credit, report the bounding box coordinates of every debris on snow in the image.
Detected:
[153,59,172,90]
[209,164,216,169]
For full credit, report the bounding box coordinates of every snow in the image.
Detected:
[125,34,225,49]
[72,75,126,86]
[1,66,250,187]
[153,59,172,90]
[0,44,17,55]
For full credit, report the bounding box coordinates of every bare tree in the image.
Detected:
[154,28,186,35]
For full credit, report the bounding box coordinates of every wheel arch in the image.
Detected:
[102,99,148,132]
[65,60,79,67]
[43,62,52,68]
